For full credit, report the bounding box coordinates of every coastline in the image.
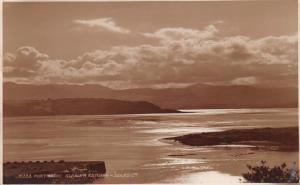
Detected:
[164,127,299,151]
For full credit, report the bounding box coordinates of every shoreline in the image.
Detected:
[164,127,299,151]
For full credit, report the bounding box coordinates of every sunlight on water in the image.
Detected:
[180,108,284,115]
[4,108,298,183]
[145,157,205,167]
[168,171,241,183]
[139,127,221,134]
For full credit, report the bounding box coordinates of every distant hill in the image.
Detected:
[4,82,298,109]
[3,98,179,117]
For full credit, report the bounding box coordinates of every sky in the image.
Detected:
[3,0,298,89]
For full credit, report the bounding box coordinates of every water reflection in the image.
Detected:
[4,108,298,183]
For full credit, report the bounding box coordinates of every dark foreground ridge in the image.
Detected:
[3,160,106,184]
[4,98,180,117]
[165,127,299,151]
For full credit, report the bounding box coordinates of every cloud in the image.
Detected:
[4,46,48,68]
[4,46,49,77]
[143,25,218,42]
[4,25,297,89]
[73,17,131,34]
[230,76,258,85]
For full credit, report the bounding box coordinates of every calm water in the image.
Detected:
[3,108,299,183]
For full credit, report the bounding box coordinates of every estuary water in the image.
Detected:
[3,108,299,183]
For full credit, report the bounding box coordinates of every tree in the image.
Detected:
[242,161,299,183]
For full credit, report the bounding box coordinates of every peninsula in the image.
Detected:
[165,127,299,151]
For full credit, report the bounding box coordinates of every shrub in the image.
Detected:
[242,161,299,183]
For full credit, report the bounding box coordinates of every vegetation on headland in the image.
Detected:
[165,127,298,151]
[242,161,299,183]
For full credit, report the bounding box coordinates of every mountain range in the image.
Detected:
[4,82,298,109]
[4,98,178,117]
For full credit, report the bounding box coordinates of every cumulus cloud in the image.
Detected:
[4,46,49,78]
[3,25,297,89]
[73,17,131,34]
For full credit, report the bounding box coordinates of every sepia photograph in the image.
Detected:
[2,0,299,184]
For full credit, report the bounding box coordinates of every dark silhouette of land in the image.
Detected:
[165,127,299,151]
[3,160,106,184]
[4,98,179,117]
[4,82,297,109]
